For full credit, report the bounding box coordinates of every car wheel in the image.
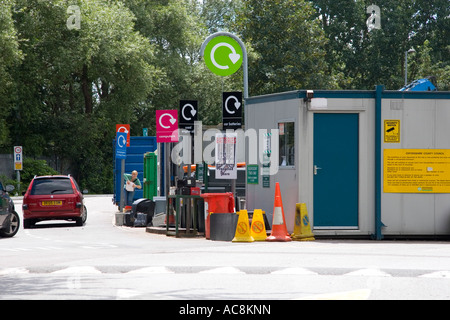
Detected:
[0,211,20,237]
[75,205,87,226]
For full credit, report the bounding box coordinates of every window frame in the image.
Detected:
[278,120,295,169]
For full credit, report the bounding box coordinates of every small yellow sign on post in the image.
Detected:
[384,120,400,143]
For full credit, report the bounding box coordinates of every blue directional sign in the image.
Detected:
[115,131,127,159]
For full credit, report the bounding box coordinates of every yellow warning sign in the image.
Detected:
[384,120,400,143]
[384,149,450,193]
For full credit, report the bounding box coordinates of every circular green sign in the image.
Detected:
[203,36,243,76]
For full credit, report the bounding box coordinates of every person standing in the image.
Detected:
[124,170,141,206]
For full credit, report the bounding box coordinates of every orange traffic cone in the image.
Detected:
[164,212,176,226]
[266,182,291,242]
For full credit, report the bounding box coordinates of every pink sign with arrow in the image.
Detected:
[156,110,178,143]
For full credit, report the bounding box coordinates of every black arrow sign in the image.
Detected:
[222,92,242,130]
[179,100,198,132]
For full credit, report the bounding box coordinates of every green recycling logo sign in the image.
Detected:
[203,36,243,76]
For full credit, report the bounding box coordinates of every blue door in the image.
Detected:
[313,113,359,228]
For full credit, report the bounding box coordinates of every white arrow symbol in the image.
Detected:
[224,95,241,115]
[159,113,176,129]
[211,42,241,70]
[117,134,127,148]
[181,103,197,121]
[117,126,129,134]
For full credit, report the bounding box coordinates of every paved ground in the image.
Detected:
[1,195,450,302]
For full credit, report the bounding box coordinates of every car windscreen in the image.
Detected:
[30,178,74,195]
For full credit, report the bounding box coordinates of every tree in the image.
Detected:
[0,0,22,146]
[234,0,331,96]
[409,40,450,91]
[196,0,240,34]
[8,0,158,192]
[124,0,242,130]
[312,0,449,90]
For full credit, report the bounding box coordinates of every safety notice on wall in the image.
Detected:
[384,120,400,143]
[384,149,450,193]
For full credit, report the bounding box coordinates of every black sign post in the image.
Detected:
[222,92,242,130]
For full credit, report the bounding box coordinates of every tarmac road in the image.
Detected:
[1,195,450,302]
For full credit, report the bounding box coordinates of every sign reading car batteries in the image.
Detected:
[179,100,198,133]
[222,92,242,130]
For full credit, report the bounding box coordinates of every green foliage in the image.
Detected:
[235,0,331,95]
[312,0,449,90]
[409,40,450,91]
[1,158,59,194]
[0,0,22,146]
[20,158,59,182]
[5,0,159,193]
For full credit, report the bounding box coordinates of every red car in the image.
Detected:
[22,175,87,228]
